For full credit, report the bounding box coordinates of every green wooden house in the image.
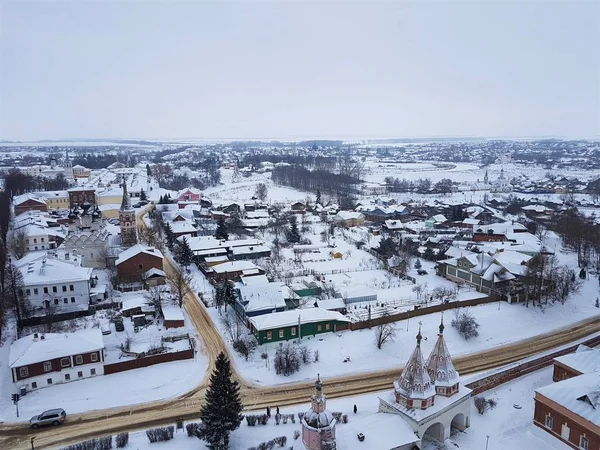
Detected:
[248,308,350,345]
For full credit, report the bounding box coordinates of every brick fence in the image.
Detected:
[349,295,500,331]
[104,348,195,375]
[464,334,600,395]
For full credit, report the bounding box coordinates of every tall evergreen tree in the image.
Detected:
[178,236,194,267]
[140,189,147,201]
[316,189,321,205]
[146,164,152,177]
[198,352,243,450]
[215,218,229,241]
[164,223,175,249]
[286,216,300,244]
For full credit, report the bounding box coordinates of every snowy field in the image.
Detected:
[0,308,209,423]
[53,367,557,450]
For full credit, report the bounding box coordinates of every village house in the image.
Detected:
[534,351,600,450]
[67,186,96,208]
[332,211,365,227]
[161,305,185,329]
[17,255,95,313]
[115,244,164,284]
[207,260,263,282]
[248,308,350,345]
[14,193,48,216]
[9,329,105,392]
[232,275,286,323]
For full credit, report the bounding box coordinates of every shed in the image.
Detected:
[161,305,185,329]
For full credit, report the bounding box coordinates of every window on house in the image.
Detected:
[34,246,38,250]
[70,285,74,291]
[52,286,57,293]
[561,423,570,441]
[33,238,37,243]
[41,238,44,242]
[580,435,589,450]
[325,323,330,331]
[266,331,272,340]
[139,264,143,270]
[91,353,98,362]
[31,382,37,389]
[279,329,284,338]
[317,324,322,332]
[19,367,28,378]
[62,286,67,292]
[65,373,70,381]
[47,378,52,385]
[75,355,83,364]
[291,327,297,336]
[54,298,59,305]
[25,289,30,296]
[44,287,48,294]
[63,298,68,304]
[71,297,75,303]
[43,361,52,372]
[78,371,83,378]
[545,414,553,429]
[91,368,96,375]
[60,358,70,367]
[34,288,38,295]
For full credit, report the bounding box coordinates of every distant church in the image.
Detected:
[119,175,137,247]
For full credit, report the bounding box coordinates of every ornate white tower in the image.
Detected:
[64,149,74,181]
[302,375,336,450]
[119,175,137,247]
[394,325,436,410]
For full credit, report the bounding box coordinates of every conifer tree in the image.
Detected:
[140,189,147,201]
[198,352,243,450]
[215,217,229,241]
[178,236,194,267]
[164,223,175,249]
[286,215,300,244]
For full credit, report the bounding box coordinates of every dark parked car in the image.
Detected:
[30,409,66,428]
[417,269,428,276]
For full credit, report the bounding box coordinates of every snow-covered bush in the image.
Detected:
[300,346,311,364]
[342,414,348,423]
[185,422,202,437]
[146,426,174,443]
[115,433,129,448]
[474,396,497,414]
[233,336,258,361]
[293,430,301,440]
[274,436,287,447]
[451,309,480,340]
[60,436,112,450]
[313,349,320,362]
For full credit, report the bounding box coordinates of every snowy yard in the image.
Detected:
[207,268,600,386]
[0,306,209,423]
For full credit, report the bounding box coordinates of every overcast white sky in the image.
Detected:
[1,1,598,141]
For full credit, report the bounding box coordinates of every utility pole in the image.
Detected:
[486,435,490,450]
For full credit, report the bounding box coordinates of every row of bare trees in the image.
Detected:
[551,210,600,269]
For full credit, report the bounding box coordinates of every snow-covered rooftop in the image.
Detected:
[212,261,258,274]
[9,329,104,368]
[115,244,163,266]
[18,256,92,285]
[248,308,349,331]
[161,305,184,322]
[555,346,600,375]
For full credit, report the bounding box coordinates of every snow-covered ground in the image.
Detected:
[58,366,556,450]
[0,307,209,423]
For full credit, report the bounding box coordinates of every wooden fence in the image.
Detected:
[104,348,195,375]
[348,295,499,331]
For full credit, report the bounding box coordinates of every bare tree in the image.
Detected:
[255,183,268,202]
[166,270,194,307]
[8,228,28,259]
[374,320,397,349]
[44,303,57,333]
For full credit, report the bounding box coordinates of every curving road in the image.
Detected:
[1,210,598,448]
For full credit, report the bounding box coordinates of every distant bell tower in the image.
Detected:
[483,170,489,184]
[302,374,337,450]
[65,149,74,181]
[119,175,137,247]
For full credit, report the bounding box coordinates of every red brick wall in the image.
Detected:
[553,363,581,382]
[104,348,193,374]
[534,399,598,450]
[117,253,163,283]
